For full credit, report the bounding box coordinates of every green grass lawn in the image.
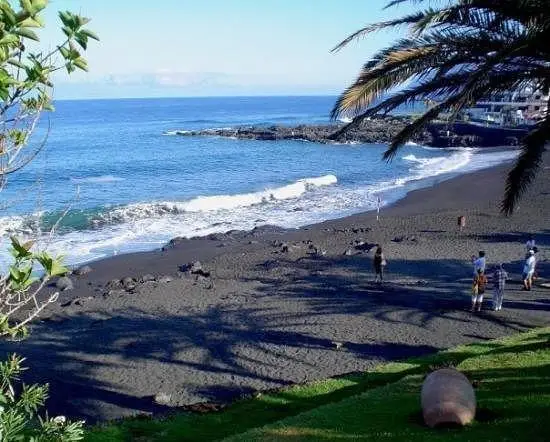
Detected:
[85,328,550,442]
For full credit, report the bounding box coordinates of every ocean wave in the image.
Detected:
[337,116,353,123]
[70,175,124,184]
[183,119,224,124]
[0,214,42,237]
[0,174,338,237]
[163,130,189,136]
[268,116,301,122]
[99,174,338,223]
[403,151,472,178]
[163,127,234,136]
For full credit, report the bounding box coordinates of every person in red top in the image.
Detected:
[471,269,488,312]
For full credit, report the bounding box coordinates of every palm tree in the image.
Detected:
[331,0,550,214]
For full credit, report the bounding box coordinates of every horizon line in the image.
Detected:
[52,94,340,102]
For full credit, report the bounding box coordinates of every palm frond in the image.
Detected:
[502,115,550,214]
[331,12,426,52]
[331,45,441,118]
[384,0,430,10]
[332,0,550,212]
[383,101,447,160]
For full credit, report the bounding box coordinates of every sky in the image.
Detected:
[41,0,417,99]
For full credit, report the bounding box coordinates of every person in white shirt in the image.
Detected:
[472,251,486,276]
[522,250,536,291]
[525,235,536,253]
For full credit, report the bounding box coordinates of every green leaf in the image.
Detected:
[58,10,78,31]
[35,252,68,277]
[73,57,88,71]
[30,0,48,13]
[49,259,68,277]
[62,26,73,39]
[20,0,33,14]
[65,61,75,73]
[81,28,99,41]
[14,28,39,41]
[74,33,87,50]
[78,16,91,26]
[58,46,69,59]
[1,3,18,27]
[0,34,20,46]
[10,237,33,259]
[19,15,44,27]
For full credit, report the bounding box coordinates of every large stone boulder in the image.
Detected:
[73,265,92,276]
[421,368,476,427]
[56,276,73,291]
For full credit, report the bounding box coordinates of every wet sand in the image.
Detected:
[1,155,549,423]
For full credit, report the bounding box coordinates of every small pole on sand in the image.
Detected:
[377,196,381,222]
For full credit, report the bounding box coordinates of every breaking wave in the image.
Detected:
[70,175,124,184]
[0,175,338,236]
[337,116,353,123]
[403,151,473,178]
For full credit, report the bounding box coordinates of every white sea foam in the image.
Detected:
[163,130,186,136]
[97,174,337,223]
[368,148,518,200]
[0,214,40,237]
[337,117,353,123]
[70,175,124,184]
[403,151,472,178]
[164,127,235,136]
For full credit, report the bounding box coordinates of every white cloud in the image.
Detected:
[52,70,342,99]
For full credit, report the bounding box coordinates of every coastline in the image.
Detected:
[1,154,549,422]
[60,156,517,277]
[169,118,527,148]
[47,150,520,275]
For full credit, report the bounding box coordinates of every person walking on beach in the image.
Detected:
[471,269,488,312]
[492,264,508,311]
[472,251,486,276]
[373,246,386,283]
[522,249,536,291]
[525,235,536,253]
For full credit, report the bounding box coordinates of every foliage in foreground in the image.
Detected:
[1,236,67,339]
[331,0,550,214]
[85,327,550,442]
[0,354,84,441]
[0,1,98,441]
[0,0,97,336]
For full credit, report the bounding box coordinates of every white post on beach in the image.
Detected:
[376,196,381,222]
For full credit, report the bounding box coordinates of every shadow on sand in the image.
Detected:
[0,254,547,422]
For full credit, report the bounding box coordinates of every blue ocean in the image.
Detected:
[0,96,518,267]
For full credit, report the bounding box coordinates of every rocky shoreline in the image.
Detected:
[171,116,426,145]
[170,116,528,148]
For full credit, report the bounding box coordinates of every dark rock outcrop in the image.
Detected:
[171,116,527,148]
[172,116,423,145]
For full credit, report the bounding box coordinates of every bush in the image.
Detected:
[0,354,84,441]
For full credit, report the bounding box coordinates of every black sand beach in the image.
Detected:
[1,154,549,423]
